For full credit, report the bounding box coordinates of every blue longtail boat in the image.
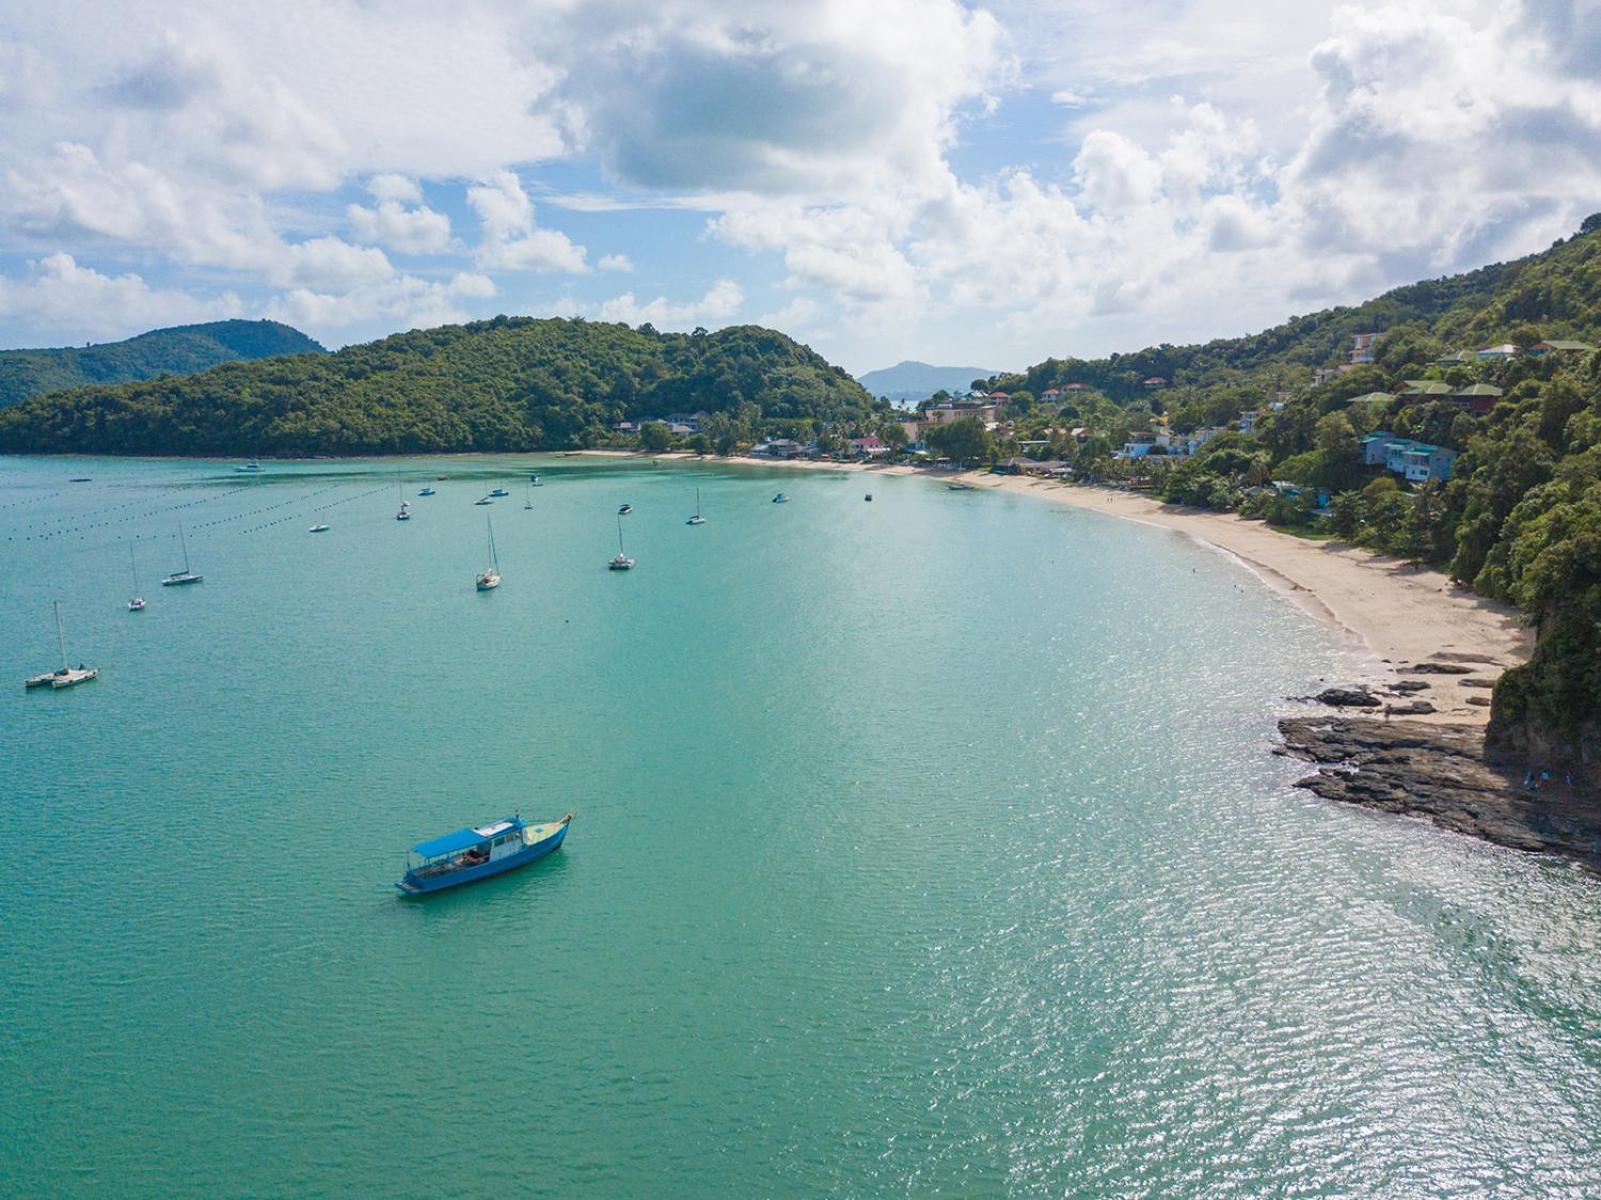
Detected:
[396,813,572,896]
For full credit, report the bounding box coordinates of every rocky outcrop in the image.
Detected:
[1312,687,1381,708]
[1277,716,1601,872]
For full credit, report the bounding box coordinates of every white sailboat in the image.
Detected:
[162,525,203,585]
[127,541,147,611]
[608,514,635,570]
[524,480,534,510]
[686,487,706,525]
[396,480,411,520]
[25,601,97,689]
[476,517,501,590]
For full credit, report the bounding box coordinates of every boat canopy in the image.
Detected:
[410,817,519,858]
[411,827,490,858]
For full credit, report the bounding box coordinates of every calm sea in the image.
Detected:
[2,454,1598,1198]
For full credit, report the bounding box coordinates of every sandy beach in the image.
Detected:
[583,450,1532,723]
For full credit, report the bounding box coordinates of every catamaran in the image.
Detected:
[309,523,331,533]
[127,541,146,611]
[686,488,706,525]
[162,525,203,585]
[476,517,501,590]
[489,486,510,498]
[396,813,573,896]
[418,487,436,497]
[608,513,635,570]
[25,601,97,689]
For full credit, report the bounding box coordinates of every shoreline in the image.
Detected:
[582,449,1531,724]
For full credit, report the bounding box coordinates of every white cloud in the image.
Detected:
[347,175,452,254]
[544,279,743,330]
[597,253,634,272]
[266,271,495,335]
[466,169,589,273]
[0,253,239,338]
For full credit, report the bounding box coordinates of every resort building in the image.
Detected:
[1400,444,1457,483]
[1369,433,1456,482]
[1449,383,1503,415]
[1238,409,1261,432]
[756,438,804,459]
[849,436,890,457]
[1528,340,1597,356]
[926,400,1000,428]
[1360,431,1395,466]
[1476,343,1520,360]
[1349,332,1380,364]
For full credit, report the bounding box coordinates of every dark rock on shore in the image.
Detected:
[1403,662,1475,675]
[1313,687,1382,708]
[1277,716,1601,872]
[1388,680,1432,693]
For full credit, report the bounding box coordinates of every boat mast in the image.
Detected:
[179,524,191,572]
[617,513,625,553]
[695,487,701,518]
[487,516,498,569]
[129,540,139,591]
[53,600,67,671]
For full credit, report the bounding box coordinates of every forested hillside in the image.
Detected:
[0,319,323,407]
[0,318,880,456]
[983,217,1601,785]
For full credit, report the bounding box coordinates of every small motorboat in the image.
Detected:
[128,597,147,611]
[309,523,331,533]
[947,482,975,491]
[489,487,510,498]
[436,474,448,480]
[529,474,542,486]
[618,503,633,515]
[69,476,93,482]
[234,461,261,472]
[418,487,436,497]
[772,492,789,504]
[396,813,572,896]
[865,494,873,502]
[474,496,493,506]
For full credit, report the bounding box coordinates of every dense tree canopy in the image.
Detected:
[0,318,882,456]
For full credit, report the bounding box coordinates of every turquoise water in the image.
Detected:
[2,454,1599,1198]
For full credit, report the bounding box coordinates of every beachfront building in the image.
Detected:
[1120,431,1171,458]
[849,436,890,457]
[926,399,1000,429]
[755,438,804,459]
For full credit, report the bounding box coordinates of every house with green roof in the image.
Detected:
[1528,339,1596,356]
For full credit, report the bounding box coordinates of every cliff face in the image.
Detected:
[1488,649,1601,791]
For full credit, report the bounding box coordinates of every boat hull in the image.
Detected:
[397,822,568,895]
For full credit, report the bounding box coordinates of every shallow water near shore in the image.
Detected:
[3,453,1599,1198]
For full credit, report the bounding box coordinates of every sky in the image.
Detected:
[2,0,1600,375]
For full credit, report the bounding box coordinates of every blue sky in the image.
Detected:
[2,1,1599,374]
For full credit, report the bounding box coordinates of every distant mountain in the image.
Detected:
[857,360,1001,403]
[0,319,325,408]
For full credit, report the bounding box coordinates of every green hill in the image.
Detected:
[985,216,1601,788]
[0,317,880,456]
[0,319,324,408]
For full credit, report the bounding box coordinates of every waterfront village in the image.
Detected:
[606,332,1596,527]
